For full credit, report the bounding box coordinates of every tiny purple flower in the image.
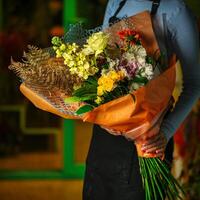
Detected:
[117,59,139,79]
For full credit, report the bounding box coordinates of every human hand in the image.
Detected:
[135,109,168,158]
[140,131,167,158]
[100,109,168,158]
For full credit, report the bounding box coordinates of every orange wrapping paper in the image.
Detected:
[19,11,177,158]
[83,58,176,134]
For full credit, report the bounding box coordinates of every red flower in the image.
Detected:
[117,29,141,44]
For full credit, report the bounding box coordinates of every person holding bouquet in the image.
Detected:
[83,0,200,199]
[8,0,200,199]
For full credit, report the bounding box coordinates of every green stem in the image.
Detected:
[140,158,151,200]
[147,159,165,200]
[146,159,157,200]
[156,159,183,197]
[139,158,145,186]
[150,158,180,199]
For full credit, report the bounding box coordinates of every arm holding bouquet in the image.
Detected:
[139,2,200,159]
[159,3,200,141]
[102,2,200,158]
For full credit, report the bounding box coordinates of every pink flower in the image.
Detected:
[118,59,138,79]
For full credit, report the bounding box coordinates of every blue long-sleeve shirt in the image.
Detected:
[103,0,200,141]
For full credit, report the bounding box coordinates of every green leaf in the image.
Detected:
[76,105,94,115]
[146,56,154,65]
[72,76,98,98]
[73,86,96,97]
[81,94,97,100]
[65,95,96,103]
[64,96,82,103]
[85,76,98,86]
[132,76,148,84]
[115,43,120,49]
[102,63,109,69]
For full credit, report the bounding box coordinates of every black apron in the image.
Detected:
[83,1,174,199]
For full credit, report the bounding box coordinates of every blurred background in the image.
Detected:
[0,0,199,200]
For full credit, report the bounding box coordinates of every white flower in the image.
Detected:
[136,56,146,65]
[128,45,146,57]
[123,52,136,62]
[125,45,147,65]
[145,64,154,79]
[139,64,154,80]
[109,58,119,69]
[137,46,147,57]
[129,82,141,91]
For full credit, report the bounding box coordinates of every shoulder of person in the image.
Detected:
[162,0,194,20]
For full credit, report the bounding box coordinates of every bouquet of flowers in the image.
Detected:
[9,11,184,200]
[54,28,155,113]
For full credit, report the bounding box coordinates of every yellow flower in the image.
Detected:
[71,43,78,52]
[105,78,114,92]
[82,47,93,56]
[83,62,90,70]
[97,86,104,96]
[68,61,75,67]
[98,76,115,93]
[56,49,62,58]
[97,76,104,85]
[69,67,77,74]
[67,43,78,52]
[54,38,99,79]
[63,52,73,61]
[77,60,84,65]
[73,84,81,90]
[95,96,103,104]
[109,71,120,81]
[53,46,57,51]
[118,70,125,79]
[84,32,109,57]
[97,70,125,97]
[59,44,66,51]
[108,70,125,81]
[83,74,89,80]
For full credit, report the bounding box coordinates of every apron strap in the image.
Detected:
[108,0,127,24]
[151,0,161,15]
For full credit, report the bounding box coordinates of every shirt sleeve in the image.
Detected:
[160,3,200,141]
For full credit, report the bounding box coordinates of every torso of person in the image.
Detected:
[86,0,199,170]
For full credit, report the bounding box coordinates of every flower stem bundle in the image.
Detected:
[139,157,185,200]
